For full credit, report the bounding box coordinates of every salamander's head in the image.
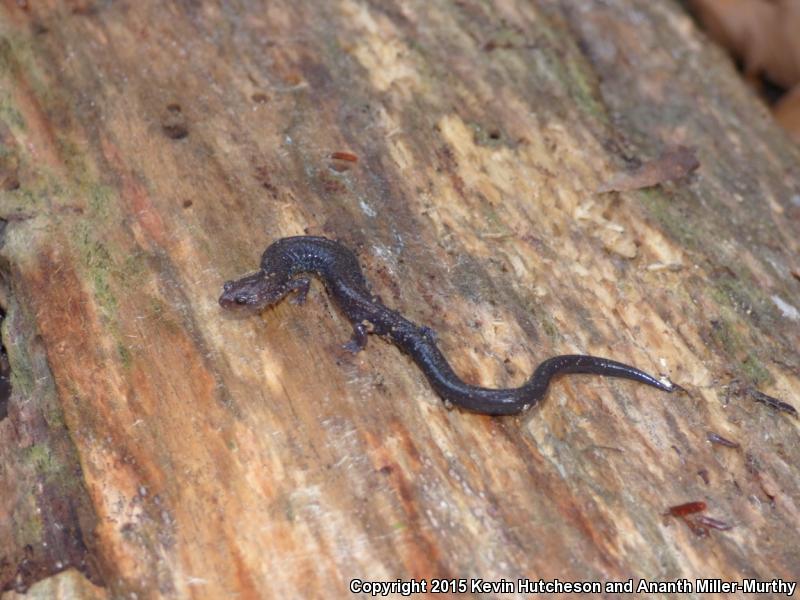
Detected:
[219,270,285,311]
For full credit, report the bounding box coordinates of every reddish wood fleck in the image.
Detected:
[665,501,706,517]
[330,151,358,162]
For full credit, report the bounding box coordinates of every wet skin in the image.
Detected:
[219,236,679,415]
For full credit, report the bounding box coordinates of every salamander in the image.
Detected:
[219,236,680,415]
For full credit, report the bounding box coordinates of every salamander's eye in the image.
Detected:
[223,281,233,292]
[234,295,248,305]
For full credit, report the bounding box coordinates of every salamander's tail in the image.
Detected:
[527,354,682,400]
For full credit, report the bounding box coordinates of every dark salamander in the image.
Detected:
[219,236,680,415]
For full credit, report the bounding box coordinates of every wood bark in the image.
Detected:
[1,0,799,598]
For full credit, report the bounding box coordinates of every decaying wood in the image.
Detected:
[1,0,799,598]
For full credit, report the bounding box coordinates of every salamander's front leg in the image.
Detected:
[343,322,369,353]
[287,277,311,305]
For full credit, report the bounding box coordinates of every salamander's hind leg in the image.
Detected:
[287,277,311,305]
[343,322,369,353]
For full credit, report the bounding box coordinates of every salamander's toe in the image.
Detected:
[343,340,364,353]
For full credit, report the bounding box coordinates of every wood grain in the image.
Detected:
[1,0,798,598]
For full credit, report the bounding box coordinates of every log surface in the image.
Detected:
[1,0,799,598]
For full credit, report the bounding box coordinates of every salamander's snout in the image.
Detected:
[219,294,249,308]
[219,270,275,311]
[219,281,240,308]
[219,277,262,310]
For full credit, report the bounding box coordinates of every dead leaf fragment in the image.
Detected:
[598,146,699,193]
[688,0,800,89]
[773,84,800,143]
